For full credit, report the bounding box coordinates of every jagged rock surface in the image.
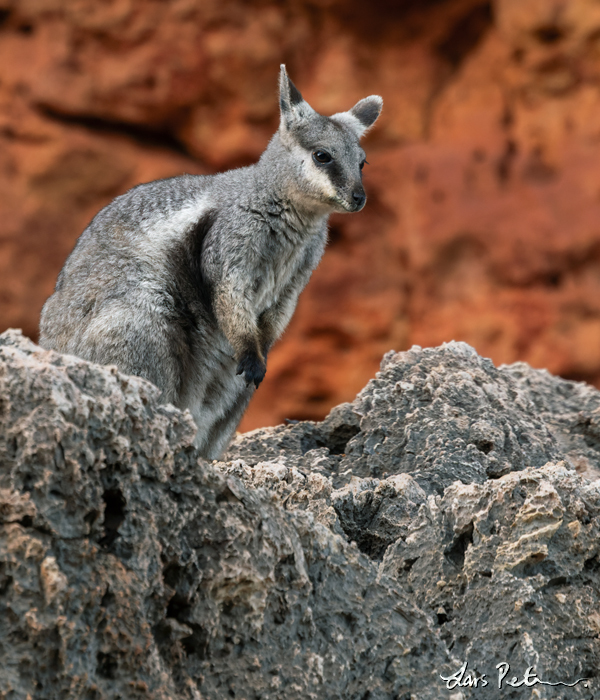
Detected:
[1,330,600,699]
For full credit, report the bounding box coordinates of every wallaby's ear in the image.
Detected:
[350,96,383,132]
[332,95,383,139]
[279,64,315,130]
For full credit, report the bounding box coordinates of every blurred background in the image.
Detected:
[2,0,600,430]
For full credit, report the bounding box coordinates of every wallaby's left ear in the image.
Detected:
[332,95,383,138]
[350,96,383,133]
[279,64,315,130]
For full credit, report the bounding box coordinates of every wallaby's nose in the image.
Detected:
[352,191,366,209]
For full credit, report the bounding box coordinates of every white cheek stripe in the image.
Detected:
[304,160,338,199]
[288,143,338,200]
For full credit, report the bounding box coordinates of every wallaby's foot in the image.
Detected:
[236,350,266,387]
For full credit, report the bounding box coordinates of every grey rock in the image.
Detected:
[1,331,599,699]
[228,343,569,493]
[0,330,451,700]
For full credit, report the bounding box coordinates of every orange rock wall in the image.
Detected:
[2,0,600,430]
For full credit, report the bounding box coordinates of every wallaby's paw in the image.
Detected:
[236,351,266,388]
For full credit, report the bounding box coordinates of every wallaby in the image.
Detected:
[39,65,382,459]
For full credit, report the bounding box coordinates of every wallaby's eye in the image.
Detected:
[359,159,368,170]
[313,150,333,165]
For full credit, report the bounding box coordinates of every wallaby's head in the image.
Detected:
[274,65,382,214]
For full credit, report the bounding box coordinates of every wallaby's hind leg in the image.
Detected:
[199,386,254,459]
[77,307,190,406]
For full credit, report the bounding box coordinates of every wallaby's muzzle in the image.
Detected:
[351,189,366,211]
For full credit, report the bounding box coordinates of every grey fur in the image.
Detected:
[39,66,382,459]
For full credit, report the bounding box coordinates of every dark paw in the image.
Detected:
[236,350,266,388]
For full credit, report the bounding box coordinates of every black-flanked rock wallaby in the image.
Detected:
[40,66,382,459]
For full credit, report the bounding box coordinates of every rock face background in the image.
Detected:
[3,0,600,430]
[1,329,600,699]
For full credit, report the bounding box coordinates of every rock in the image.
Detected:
[229,342,591,493]
[0,330,452,699]
[1,329,599,698]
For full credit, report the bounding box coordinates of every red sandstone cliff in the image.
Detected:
[1,0,600,430]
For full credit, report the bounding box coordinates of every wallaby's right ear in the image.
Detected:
[279,64,315,130]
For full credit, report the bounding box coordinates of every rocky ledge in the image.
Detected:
[0,329,599,699]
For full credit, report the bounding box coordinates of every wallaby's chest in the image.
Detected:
[252,228,315,313]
